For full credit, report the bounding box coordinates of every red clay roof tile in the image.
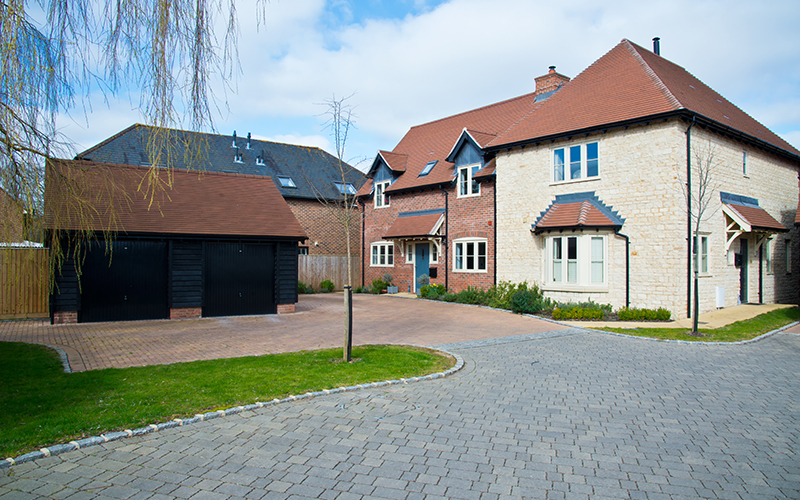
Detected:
[535,201,619,231]
[383,213,443,239]
[46,160,307,239]
[491,39,800,157]
[724,203,787,232]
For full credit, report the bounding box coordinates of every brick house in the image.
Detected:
[78,124,364,258]
[358,68,570,293]
[487,39,799,317]
[47,160,307,323]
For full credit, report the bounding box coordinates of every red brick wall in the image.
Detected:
[361,181,495,293]
[277,303,296,314]
[170,307,201,320]
[286,198,361,256]
[52,311,77,324]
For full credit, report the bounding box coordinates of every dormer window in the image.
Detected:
[457,164,480,197]
[375,180,390,208]
[335,182,357,195]
[277,176,296,188]
[419,160,437,177]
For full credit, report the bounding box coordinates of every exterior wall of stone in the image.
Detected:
[286,198,360,257]
[496,118,799,318]
[360,181,495,293]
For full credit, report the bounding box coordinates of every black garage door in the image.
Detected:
[80,240,169,322]
[204,242,276,317]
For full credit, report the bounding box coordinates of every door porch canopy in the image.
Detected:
[721,192,788,254]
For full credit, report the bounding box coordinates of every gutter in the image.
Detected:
[614,229,630,309]
[686,116,695,319]
[438,185,449,291]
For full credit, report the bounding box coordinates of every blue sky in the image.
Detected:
[58,0,800,171]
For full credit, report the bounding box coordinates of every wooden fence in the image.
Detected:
[298,254,360,291]
[1,248,49,319]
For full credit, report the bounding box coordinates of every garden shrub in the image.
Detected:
[618,307,671,321]
[551,300,611,320]
[320,279,335,293]
[452,286,489,305]
[382,273,394,285]
[509,288,553,315]
[420,283,446,299]
[416,274,430,287]
[371,278,388,293]
[298,281,314,294]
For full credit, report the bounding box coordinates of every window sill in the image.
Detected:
[456,193,481,199]
[370,264,394,268]
[453,269,488,274]
[542,284,608,293]
[550,176,600,187]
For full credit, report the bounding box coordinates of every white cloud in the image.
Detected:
[55,0,800,163]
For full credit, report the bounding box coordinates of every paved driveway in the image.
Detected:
[0,294,566,372]
[1,300,799,498]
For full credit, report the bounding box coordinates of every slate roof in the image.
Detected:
[46,159,307,240]
[720,192,787,232]
[533,192,624,234]
[489,39,800,160]
[78,124,365,201]
[383,211,445,239]
[358,90,548,197]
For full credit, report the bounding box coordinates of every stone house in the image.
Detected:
[358,68,570,293]
[486,39,799,317]
[78,124,364,259]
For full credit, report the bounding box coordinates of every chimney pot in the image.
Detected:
[653,37,661,56]
[549,65,556,73]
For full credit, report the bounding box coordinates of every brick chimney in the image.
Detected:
[535,66,570,96]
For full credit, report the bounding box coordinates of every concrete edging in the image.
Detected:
[1,349,464,469]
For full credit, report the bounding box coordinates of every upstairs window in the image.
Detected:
[335,182,357,195]
[458,164,480,197]
[553,142,599,182]
[277,176,296,188]
[375,181,390,208]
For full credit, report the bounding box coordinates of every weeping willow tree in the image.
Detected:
[0,0,265,302]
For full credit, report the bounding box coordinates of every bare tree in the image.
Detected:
[304,94,365,361]
[679,141,721,334]
[1,0,264,291]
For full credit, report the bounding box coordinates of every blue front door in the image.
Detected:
[415,243,430,293]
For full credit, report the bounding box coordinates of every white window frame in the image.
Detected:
[692,233,711,276]
[552,141,599,183]
[406,243,414,264]
[431,242,438,264]
[371,242,394,267]
[544,233,608,291]
[406,241,439,264]
[375,181,390,208]
[453,238,487,273]
[457,164,480,198]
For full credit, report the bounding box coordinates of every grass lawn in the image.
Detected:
[0,343,454,459]
[595,307,800,342]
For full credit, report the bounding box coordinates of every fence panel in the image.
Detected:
[1,248,49,319]
[298,255,360,291]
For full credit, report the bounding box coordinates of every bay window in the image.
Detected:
[546,234,607,289]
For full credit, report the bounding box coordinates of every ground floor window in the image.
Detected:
[692,234,709,275]
[371,242,394,267]
[546,233,607,289]
[453,238,487,272]
[298,246,309,255]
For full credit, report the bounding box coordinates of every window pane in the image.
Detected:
[553,238,562,282]
[455,243,463,269]
[567,237,578,283]
[701,237,708,273]
[372,246,378,265]
[478,242,486,270]
[471,165,480,194]
[380,246,385,265]
[376,183,383,207]
[570,145,581,179]
[459,168,468,196]
[591,237,604,283]
[387,245,393,265]
[431,243,438,262]
[466,242,475,270]
[554,149,565,182]
[586,142,598,177]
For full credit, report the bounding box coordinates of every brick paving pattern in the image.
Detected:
[0,294,565,372]
[1,308,799,498]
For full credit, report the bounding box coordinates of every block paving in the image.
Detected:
[1,296,799,498]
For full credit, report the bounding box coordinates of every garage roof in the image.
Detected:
[46,159,307,240]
